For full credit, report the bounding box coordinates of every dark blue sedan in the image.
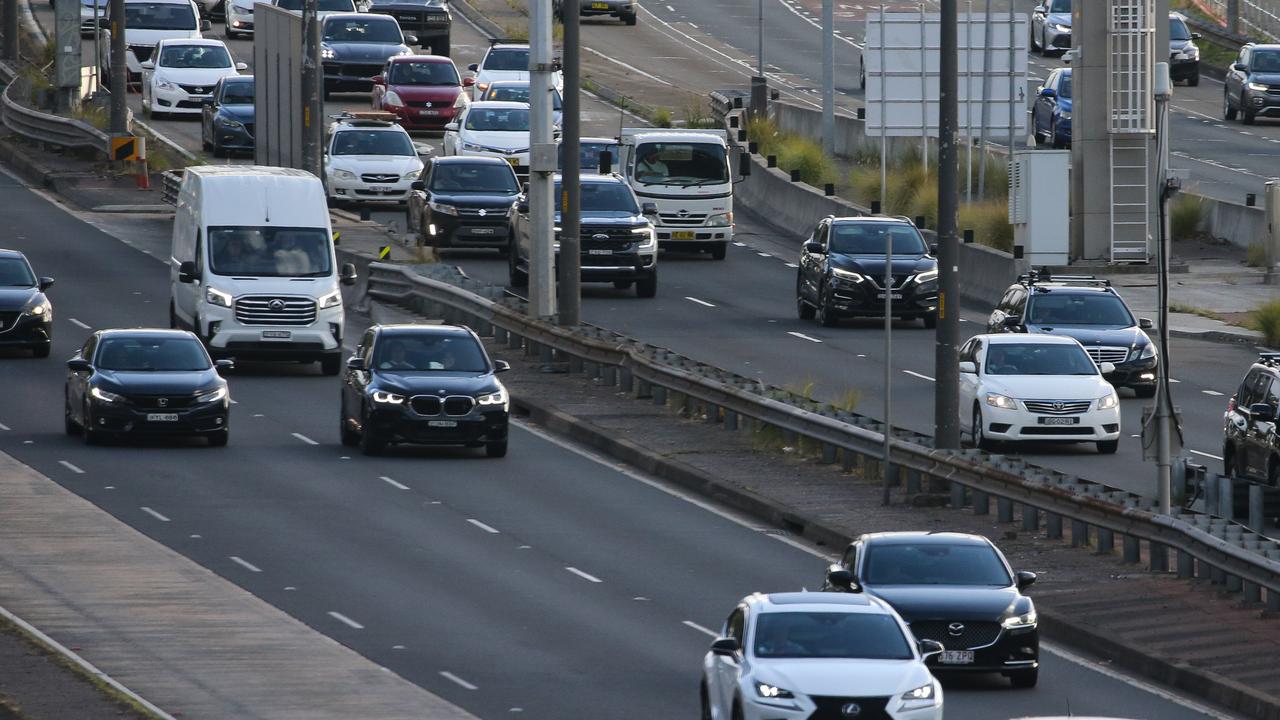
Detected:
[201,75,255,158]
[1031,68,1071,149]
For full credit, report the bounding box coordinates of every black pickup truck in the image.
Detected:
[366,0,451,54]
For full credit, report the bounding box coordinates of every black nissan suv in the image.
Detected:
[986,271,1157,397]
[1223,353,1280,485]
[408,156,520,251]
[822,531,1040,688]
[795,215,938,327]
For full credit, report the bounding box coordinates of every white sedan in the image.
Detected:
[141,38,246,119]
[442,101,531,171]
[701,592,944,720]
[959,333,1122,454]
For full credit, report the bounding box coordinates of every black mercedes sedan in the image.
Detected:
[321,13,417,98]
[65,329,233,446]
[341,324,510,457]
[823,531,1040,688]
[408,156,520,251]
[0,249,54,357]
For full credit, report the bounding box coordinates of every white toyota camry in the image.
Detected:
[701,592,944,720]
[141,38,246,119]
[442,101,532,171]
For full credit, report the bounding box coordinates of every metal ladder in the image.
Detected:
[1107,0,1155,263]
[1109,136,1151,262]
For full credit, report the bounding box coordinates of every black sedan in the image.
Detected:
[321,13,417,98]
[823,531,1040,688]
[201,75,255,158]
[408,156,520,251]
[65,329,233,446]
[341,324,510,457]
[0,249,54,357]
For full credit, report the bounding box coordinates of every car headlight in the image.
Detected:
[1186,46,1199,59]
[383,90,404,108]
[430,200,459,216]
[321,45,335,59]
[90,387,126,404]
[24,299,50,317]
[985,392,1017,409]
[704,211,733,226]
[633,226,657,250]
[1137,343,1156,360]
[1002,609,1038,628]
[1249,81,1269,92]
[477,385,508,409]
[156,78,176,90]
[1059,110,1071,120]
[371,390,406,404]
[398,48,413,57]
[403,170,421,182]
[1050,22,1069,31]
[205,287,233,308]
[913,268,938,283]
[475,82,489,93]
[830,267,864,283]
[755,683,794,699]
[318,289,342,309]
[899,682,939,710]
[462,141,487,152]
[220,117,245,130]
[1097,392,1119,410]
[334,169,357,181]
[195,386,227,404]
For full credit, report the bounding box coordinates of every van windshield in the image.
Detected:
[208,226,333,277]
[123,2,196,30]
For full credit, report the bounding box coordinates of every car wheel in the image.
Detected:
[320,354,342,376]
[202,131,212,151]
[1224,90,1238,120]
[923,311,937,329]
[1223,444,1237,478]
[1097,439,1119,454]
[710,241,727,260]
[1244,105,1257,125]
[1030,22,1038,51]
[508,239,529,287]
[1040,28,1050,56]
[731,700,744,720]
[64,396,80,436]
[623,11,636,25]
[797,279,816,320]
[82,401,102,445]
[359,412,385,456]
[636,272,658,298]
[613,279,633,290]
[207,428,229,447]
[816,286,838,327]
[1010,667,1039,688]
[340,399,360,447]
[212,140,227,158]
[973,405,995,451]
[1188,71,1200,87]
[1050,120,1066,149]
[485,440,508,458]
[700,682,712,720]
[1134,384,1156,398]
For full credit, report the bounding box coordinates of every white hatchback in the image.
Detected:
[141,38,246,118]
[701,592,943,720]
[959,333,1122,454]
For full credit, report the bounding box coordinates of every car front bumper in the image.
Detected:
[1105,356,1158,389]
[558,249,656,282]
[1170,55,1198,80]
[656,224,732,245]
[578,0,634,17]
[739,691,942,720]
[152,83,213,115]
[427,212,511,249]
[980,402,1120,443]
[0,312,51,348]
[922,624,1039,675]
[323,62,385,92]
[827,277,938,318]
[211,118,256,152]
[383,102,458,131]
[367,404,509,446]
[327,173,415,203]
[1244,90,1280,117]
[86,397,229,436]
[199,303,344,360]
[226,4,254,32]
[1044,24,1071,50]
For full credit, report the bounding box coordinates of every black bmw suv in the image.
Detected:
[823,531,1040,688]
[795,216,938,328]
[1223,353,1280,485]
[408,156,520,252]
[0,249,54,357]
[987,271,1157,397]
[341,324,510,457]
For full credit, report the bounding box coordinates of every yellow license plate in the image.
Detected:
[507,157,519,166]
[671,231,695,240]
[591,1,608,8]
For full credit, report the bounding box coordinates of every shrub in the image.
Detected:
[1254,300,1280,347]
[776,135,835,186]
[1169,194,1205,240]
[959,200,1014,253]
[746,115,780,156]
[681,96,717,128]
[650,108,672,128]
[1247,242,1268,268]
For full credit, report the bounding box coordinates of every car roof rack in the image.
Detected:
[1258,352,1280,367]
[1017,267,1112,289]
[329,111,399,126]
[489,37,526,45]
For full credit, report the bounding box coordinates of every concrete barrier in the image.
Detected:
[1200,194,1267,249]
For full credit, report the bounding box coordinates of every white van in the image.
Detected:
[169,166,357,376]
[99,0,210,87]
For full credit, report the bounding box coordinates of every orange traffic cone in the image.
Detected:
[135,158,150,190]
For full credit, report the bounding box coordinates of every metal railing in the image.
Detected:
[365,262,1280,607]
[0,66,111,155]
[1193,0,1280,41]
[160,169,183,205]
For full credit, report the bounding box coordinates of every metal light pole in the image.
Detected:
[300,0,322,178]
[1154,62,1174,515]
[528,0,556,319]
[976,0,992,200]
[557,0,581,326]
[883,227,894,505]
[934,0,961,449]
[109,0,127,134]
[821,0,834,155]
[2,0,17,62]
[750,0,767,117]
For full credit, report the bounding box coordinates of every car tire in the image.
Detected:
[700,682,712,720]
[1097,439,1119,454]
[1188,71,1200,87]
[82,402,102,445]
[973,405,995,451]
[731,700,744,720]
[1224,90,1238,121]
[202,132,212,151]
[432,38,450,57]
[169,301,179,329]
[508,240,529,287]
[32,343,50,358]
[636,273,658,298]
[1244,94,1257,124]
[1040,29,1050,57]
[340,400,360,447]
[1030,22,1038,52]
[359,414,385,456]
[485,440,508,458]
[320,354,342,376]
[1010,667,1039,688]
[1133,384,1156,398]
[1267,456,1280,487]
[1050,120,1066,149]
[623,11,636,25]
[64,397,80,436]
[923,312,937,329]
[212,141,227,158]
[207,428,229,447]
[797,280,816,320]
[816,286,838,327]
[1223,444,1237,478]
[710,241,727,260]
[613,279,633,290]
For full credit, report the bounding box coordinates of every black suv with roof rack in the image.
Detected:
[1223,353,1280,485]
[986,270,1157,397]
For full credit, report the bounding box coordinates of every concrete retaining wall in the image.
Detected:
[1200,194,1267,249]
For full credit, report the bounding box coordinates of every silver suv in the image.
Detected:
[554,0,637,25]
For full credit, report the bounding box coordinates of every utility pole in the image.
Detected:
[883,220,894,505]
[1154,61,1174,515]
[300,0,322,177]
[750,0,766,117]
[934,0,960,449]
[821,0,834,155]
[3,0,18,62]
[557,0,581,326]
[528,0,556,319]
[109,0,127,134]
[1227,0,1240,35]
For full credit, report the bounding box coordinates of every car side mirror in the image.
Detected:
[411,180,425,191]
[1099,361,1116,375]
[67,358,93,373]
[803,240,825,255]
[37,276,54,291]
[215,358,235,374]
[1003,315,1022,329]
[928,242,938,255]
[494,359,511,373]
[444,121,459,131]
[1039,87,1056,98]
[641,202,658,216]
[737,152,751,178]
[917,639,945,659]
[140,60,155,70]
[517,201,530,214]
[825,564,859,592]
[340,262,358,286]
[404,34,418,45]
[1015,570,1037,590]
[201,18,212,30]
[178,260,198,284]
[346,356,367,371]
[468,63,478,71]
[1138,317,1153,330]
[1032,4,1045,12]
[1249,403,1276,420]
[709,637,740,657]
[463,77,475,87]
[1192,32,1202,39]
[1234,62,1247,71]
[959,360,977,374]
[235,61,248,71]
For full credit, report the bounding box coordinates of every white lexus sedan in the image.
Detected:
[442,101,532,172]
[960,333,1122,454]
[141,38,246,119]
[701,592,944,720]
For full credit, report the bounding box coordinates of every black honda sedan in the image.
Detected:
[65,329,233,445]
[823,531,1040,687]
[341,324,510,457]
[0,249,54,357]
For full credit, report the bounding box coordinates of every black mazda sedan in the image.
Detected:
[65,329,233,446]
[0,249,54,357]
[823,531,1040,687]
[341,324,510,457]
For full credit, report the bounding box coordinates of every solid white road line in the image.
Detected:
[379,475,410,490]
[786,331,823,343]
[439,671,478,690]
[903,370,936,382]
[682,620,718,638]
[229,556,262,573]
[140,507,170,522]
[1201,390,1225,397]
[466,518,500,534]
[684,296,716,308]
[68,318,91,329]
[583,46,672,85]
[292,432,320,445]
[565,566,603,583]
[1190,449,1224,461]
[327,611,364,629]
[58,460,85,474]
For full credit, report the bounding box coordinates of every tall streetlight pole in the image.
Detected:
[300,0,322,178]
[822,0,834,155]
[2,0,18,62]
[528,0,556,320]
[109,0,127,134]
[558,0,581,326]
[934,0,961,449]
[751,0,767,117]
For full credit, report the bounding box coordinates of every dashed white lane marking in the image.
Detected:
[292,432,319,445]
[466,518,500,534]
[1201,390,1224,397]
[565,566,603,583]
[328,611,364,629]
[379,475,410,490]
[68,318,90,329]
[229,556,262,573]
[440,671,478,690]
[685,296,716,307]
[58,460,85,474]
[903,370,936,382]
[0,422,8,431]
[687,21,698,28]
[1169,378,1181,383]
[583,46,672,85]
[732,241,747,246]
[140,507,170,522]
[785,262,799,268]
[1190,449,1224,461]
[787,331,823,343]
[682,620,719,638]
[666,3,674,9]
[756,252,772,257]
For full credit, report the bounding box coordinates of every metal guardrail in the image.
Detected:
[1194,0,1280,42]
[366,262,1280,607]
[160,169,183,205]
[0,75,111,155]
[709,89,750,123]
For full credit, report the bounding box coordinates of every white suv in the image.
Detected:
[701,592,943,720]
[959,333,1122,454]
[323,114,425,205]
[141,38,245,119]
[466,41,564,100]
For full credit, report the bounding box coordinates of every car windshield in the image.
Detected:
[318,0,355,10]
[324,17,401,42]
[390,61,459,85]
[633,141,728,187]
[208,226,333,277]
[829,223,928,255]
[483,48,528,71]
[1048,0,1069,12]
[1170,16,1191,41]
[220,80,254,104]
[486,85,561,109]
[273,0,302,10]
[554,181,639,214]
[122,3,196,30]
[984,342,1099,376]
[159,44,232,69]
[95,337,211,371]
[373,334,489,372]
[1253,50,1280,72]
[370,0,444,5]
[753,613,913,660]
[1026,292,1134,326]
[431,163,518,193]
[465,107,530,131]
[0,257,36,287]
[1059,73,1072,99]
[560,141,617,170]
[864,543,1013,586]
[332,129,415,156]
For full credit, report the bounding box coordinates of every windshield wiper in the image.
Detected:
[677,179,727,188]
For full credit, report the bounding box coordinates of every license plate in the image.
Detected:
[428,420,458,427]
[146,413,179,422]
[471,227,495,235]
[876,293,904,300]
[506,157,519,166]
[262,330,291,340]
[1040,416,1079,425]
[591,1,608,8]
[588,248,612,255]
[419,109,440,116]
[939,650,974,665]
[369,185,393,192]
[671,231,695,240]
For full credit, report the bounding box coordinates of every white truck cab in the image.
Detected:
[615,128,747,260]
[99,0,210,86]
[169,166,357,375]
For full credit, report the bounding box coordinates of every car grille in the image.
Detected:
[456,206,508,217]
[409,395,475,416]
[127,44,154,62]
[1021,426,1096,435]
[910,620,1002,650]
[410,395,442,415]
[361,173,400,183]
[807,696,891,720]
[332,62,383,79]
[130,394,197,409]
[444,396,475,416]
[658,212,706,227]
[234,296,317,326]
[1050,33,1071,48]
[407,100,448,108]
[1084,346,1128,364]
[1266,85,1280,95]
[1023,399,1093,415]
[579,226,638,252]
[0,310,20,330]
[178,83,213,95]
[866,274,910,289]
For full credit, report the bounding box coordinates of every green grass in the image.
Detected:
[1170,194,1206,240]
[959,200,1014,252]
[650,108,672,128]
[1253,299,1280,346]
[680,96,718,128]
[746,115,780,156]
[1247,242,1268,268]
[776,135,836,186]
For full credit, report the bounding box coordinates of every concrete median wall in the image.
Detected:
[1200,195,1267,250]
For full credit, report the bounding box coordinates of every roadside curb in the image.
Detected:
[1171,327,1268,347]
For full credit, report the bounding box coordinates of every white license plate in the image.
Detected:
[588,248,612,255]
[369,185,394,192]
[939,650,974,664]
[419,109,440,116]
[1040,416,1079,425]
[146,413,179,422]
[428,420,458,427]
[262,330,291,340]
[876,293,904,300]
[471,227,495,235]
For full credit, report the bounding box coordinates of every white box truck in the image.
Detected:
[169,166,357,375]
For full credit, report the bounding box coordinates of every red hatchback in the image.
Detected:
[371,55,470,132]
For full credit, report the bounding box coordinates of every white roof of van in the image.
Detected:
[186,165,317,179]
